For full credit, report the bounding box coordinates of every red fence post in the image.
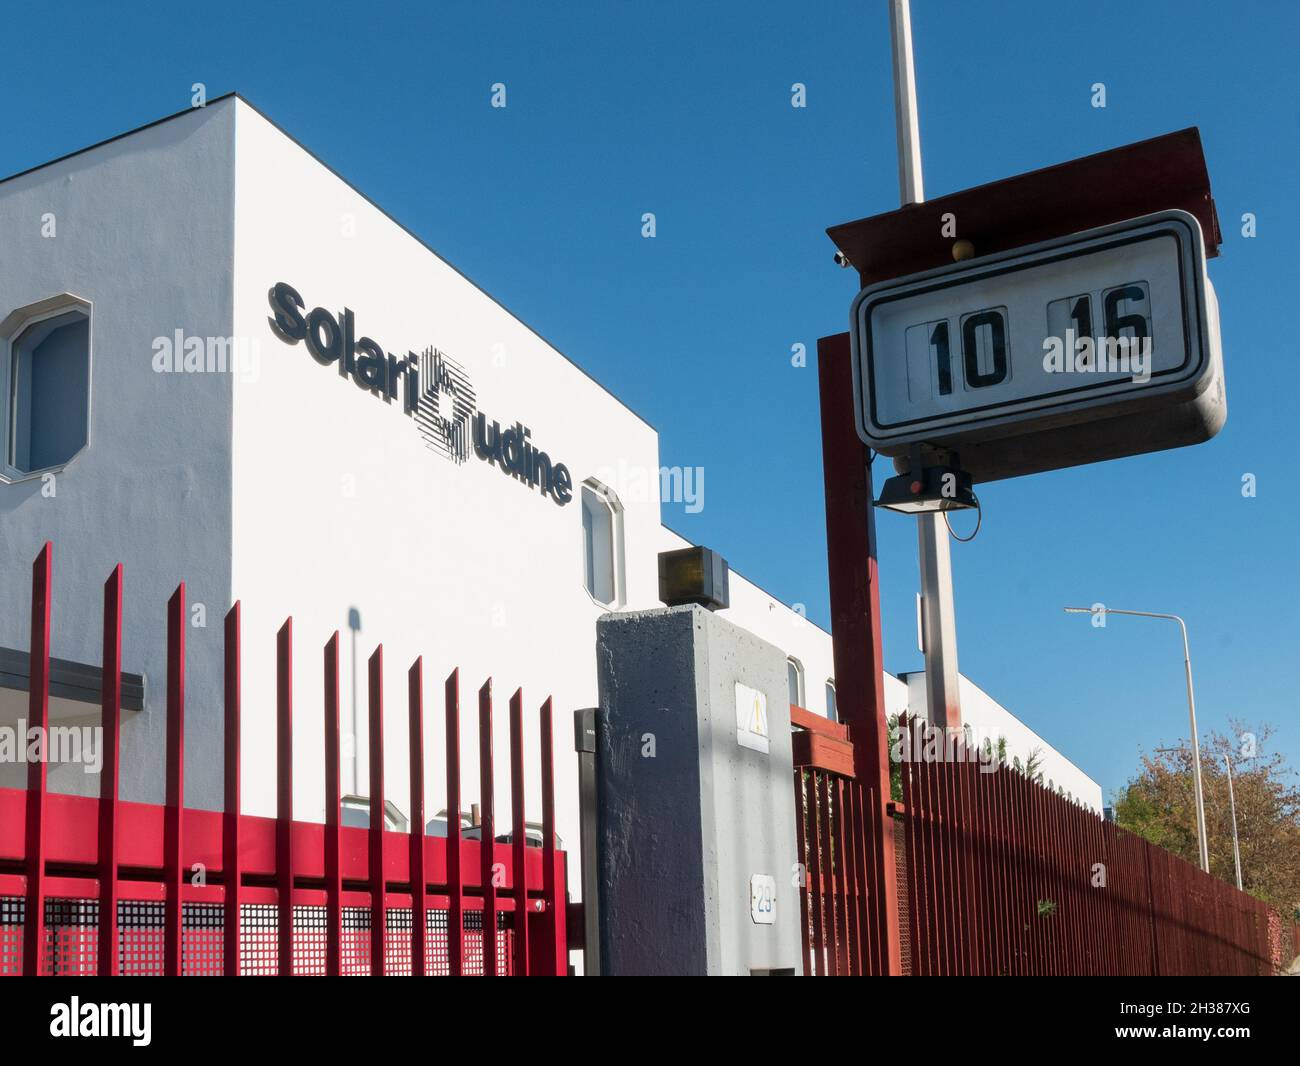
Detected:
[817,332,901,975]
[223,603,243,978]
[408,658,427,977]
[539,697,561,976]
[508,688,530,976]
[323,633,342,976]
[23,543,52,977]
[793,771,812,976]
[98,563,123,977]
[809,771,829,973]
[276,619,294,975]
[164,583,186,976]
[445,669,464,976]
[840,779,860,974]
[368,646,386,976]
[479,680,497,976]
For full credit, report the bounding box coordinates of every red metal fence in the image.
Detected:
[896,716,1277,976]
[793,711,1289,976]
[791,706,886,976]
[0,542,568,975]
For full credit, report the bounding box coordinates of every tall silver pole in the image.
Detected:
[1224,751,1243,891]
[1177,618,1211,874]
[889,0,962,730]
[1064,607,1210,873]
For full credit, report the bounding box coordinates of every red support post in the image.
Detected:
[223,603,243,978]
[445,669,464,976]
[478,679,497,976]
[837,777,857,974]
[323,633,342,976]
[98,563,123,977]
[508,688,530,975]
[817,332,901,975]
[858,782,880,974]
[806,771,826,973]
[368,646,386,976]
[539,697,560,976]
[846,782,868,974]
[23,543,52,977]
[408,658,427,977]
[276,619,294,975]
[164,583,186,976]
[832,774,852,972]
[793,770,812,977]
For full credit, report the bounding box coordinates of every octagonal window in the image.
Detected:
[4,302,90,478]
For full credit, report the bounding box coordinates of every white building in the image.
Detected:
[0,96,840,829]
[0,95,1100,914]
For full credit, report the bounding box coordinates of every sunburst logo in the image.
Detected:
[416,347,475,464]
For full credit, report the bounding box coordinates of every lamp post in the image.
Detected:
[1065,607,1209,873]
[1223,750,1243,891]
[883,0,964,733]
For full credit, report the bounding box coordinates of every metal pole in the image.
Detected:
[889,0,961,730]
[1224,751,1242,891]
[1064,607,1209,873]
[574,708,601,975]
[1176,618,1211,875]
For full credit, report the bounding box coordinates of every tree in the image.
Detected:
[1114,721,1300,916]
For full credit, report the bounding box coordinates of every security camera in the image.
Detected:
[833,250,852,269]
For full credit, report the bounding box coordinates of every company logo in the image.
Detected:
[417,348,475,464]
[267,282,572,505]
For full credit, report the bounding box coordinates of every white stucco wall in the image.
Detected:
[229,100,672,878]
[0,101,236,805]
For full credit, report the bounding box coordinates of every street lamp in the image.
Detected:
[1223,751,1243,891]
[1064,607,1209,873]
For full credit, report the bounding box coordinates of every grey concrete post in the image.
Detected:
[595,605,802,975]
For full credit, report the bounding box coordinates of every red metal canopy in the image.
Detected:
[828,127,1219,287]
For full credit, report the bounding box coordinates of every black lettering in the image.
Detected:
[268,282,306,342]
[552,464,572,505]
[305,307,342,365]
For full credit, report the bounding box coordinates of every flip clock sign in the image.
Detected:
[850,210,1226,483]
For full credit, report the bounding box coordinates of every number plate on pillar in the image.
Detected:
[850,210,1224,478]
[750,874,776,925]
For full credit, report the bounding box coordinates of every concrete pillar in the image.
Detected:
[595,604,802,975]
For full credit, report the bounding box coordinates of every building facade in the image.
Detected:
[0,96,1101,920]
[0,96,839,836]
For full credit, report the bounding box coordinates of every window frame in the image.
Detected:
[0,293,94,484]
[580,478,626,608]
[786,656,805,708]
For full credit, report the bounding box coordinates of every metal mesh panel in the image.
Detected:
[341,906,370,975]
[293,904,327,975]
[385,907,413,975]
[119,899,165,975]
[894,817,912,976]
[183,903,224,976]
[0,894,519,975]
[45,897,98,975]
[240,903,278,975]
[0,897,21,975]
[463,910,484,975]
[426,908,450,975]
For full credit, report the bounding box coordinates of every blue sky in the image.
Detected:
[2,0,1295,802]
